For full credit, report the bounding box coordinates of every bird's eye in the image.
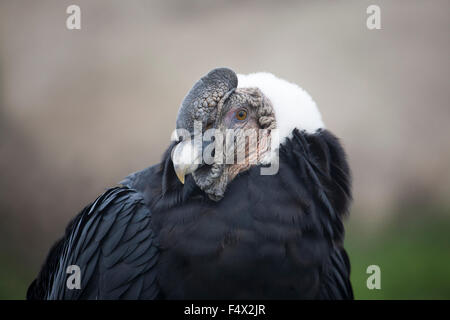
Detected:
[235,109,247,121]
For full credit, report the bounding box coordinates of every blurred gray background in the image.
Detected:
[0,0,449,299]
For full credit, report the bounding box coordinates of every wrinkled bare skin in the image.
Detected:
[194,88,276,200]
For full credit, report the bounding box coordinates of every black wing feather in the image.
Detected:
[27,187,159,300]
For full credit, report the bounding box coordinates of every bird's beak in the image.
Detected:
[171,140,201,184]
[174,164,187,184]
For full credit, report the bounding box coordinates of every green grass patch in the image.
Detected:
[346,212,450,299]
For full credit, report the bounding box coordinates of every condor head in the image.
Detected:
[171,67,324,201]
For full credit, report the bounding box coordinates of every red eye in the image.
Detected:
[236,109,247,121]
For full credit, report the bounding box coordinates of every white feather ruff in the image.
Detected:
[237,72,325,145]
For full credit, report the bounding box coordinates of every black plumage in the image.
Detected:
[28,129,352,300]
[28,68,353,300]
[28,188,159,299]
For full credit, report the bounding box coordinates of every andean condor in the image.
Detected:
[27,68,353,300]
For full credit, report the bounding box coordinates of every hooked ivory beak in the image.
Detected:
[171,140,201,184]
